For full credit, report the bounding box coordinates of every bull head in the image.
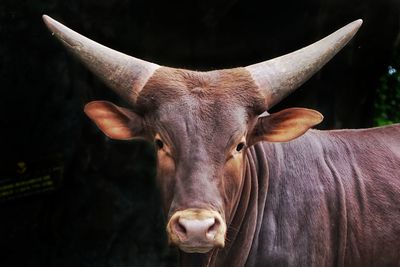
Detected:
[43,15,361,256]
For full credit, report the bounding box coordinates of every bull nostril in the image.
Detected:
[206,219,220,240]
[177,219,187,235]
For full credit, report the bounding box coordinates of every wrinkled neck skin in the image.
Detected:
[179,144,269,267]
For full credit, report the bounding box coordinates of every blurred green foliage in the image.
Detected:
[374,55,400,126]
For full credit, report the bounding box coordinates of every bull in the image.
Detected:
[43,15,400,267]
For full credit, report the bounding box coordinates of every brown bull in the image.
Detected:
[43,15,400,267]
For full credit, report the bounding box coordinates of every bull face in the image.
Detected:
[43,15,362,254]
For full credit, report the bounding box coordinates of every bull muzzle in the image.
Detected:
[167,209,227,253]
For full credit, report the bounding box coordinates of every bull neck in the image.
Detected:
[213,143,270,266]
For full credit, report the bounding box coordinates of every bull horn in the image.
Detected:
[246,19,363,108]
[42,15,159,104]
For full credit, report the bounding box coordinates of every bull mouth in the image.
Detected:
[179,245,214,253]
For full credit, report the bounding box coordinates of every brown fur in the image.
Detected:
[84,66,400,267]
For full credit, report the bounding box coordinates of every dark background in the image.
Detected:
[0,0,399,266]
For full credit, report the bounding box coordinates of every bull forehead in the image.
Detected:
[137,67,264,158]
[137,66,266,114]
[157,97,247,157]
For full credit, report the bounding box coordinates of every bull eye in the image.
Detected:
[236,142,245,152]
[155,139,164,149]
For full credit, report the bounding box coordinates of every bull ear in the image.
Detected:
[251,108,323,143]
[84,101,144,140]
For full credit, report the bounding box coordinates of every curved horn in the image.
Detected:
[246,19,363,108]
[42,15,159,104]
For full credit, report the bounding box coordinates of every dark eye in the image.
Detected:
[155,139,164,149]
[236,142,245,152]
